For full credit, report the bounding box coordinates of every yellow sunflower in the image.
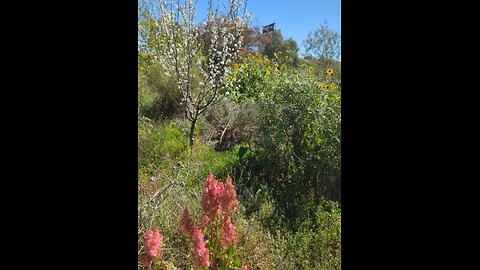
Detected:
[326,68,334,76]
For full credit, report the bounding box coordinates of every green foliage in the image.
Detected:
[225,66,341,233]
[259,69,341,200]
[138,116,241,184]
[138,116,188,178]
[303,21,341,70]
[138,64,181,120]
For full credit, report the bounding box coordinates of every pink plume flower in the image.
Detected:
[241,266,248,270]
[139,229,163,268]
[180,207,194,238]
[221,176,239,214]
[201,172,224,219]
[192,226,210,269]
[144,229,163,258]
[220,215,238,248]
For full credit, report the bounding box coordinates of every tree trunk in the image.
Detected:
[189,114,198,148]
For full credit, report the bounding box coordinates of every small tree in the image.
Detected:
[139,0,250,147]
[303,21,341,69]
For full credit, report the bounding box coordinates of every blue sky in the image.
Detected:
[195,0,341,56]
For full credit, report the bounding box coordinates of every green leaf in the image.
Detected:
[233,258,242,267]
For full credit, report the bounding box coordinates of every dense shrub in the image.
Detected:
[204,99,259,150]
[260,69,340,199]
[226,66,341,231]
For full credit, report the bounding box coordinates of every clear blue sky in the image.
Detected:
[195,0,341,56]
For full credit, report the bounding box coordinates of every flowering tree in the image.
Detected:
[139,0,250,147]
[180,172,246,269]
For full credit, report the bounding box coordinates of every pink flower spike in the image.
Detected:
[180,207,194,238]
[192,227,210,269]
[221,176,239,214]
[201,173,224,219]
[221,215,238,248]
[144,229,163,258]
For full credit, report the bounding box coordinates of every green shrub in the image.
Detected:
[226,67,340,231]
[139,64,181,120]
[260,70,340,195]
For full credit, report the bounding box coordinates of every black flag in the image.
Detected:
[262,23,275,34]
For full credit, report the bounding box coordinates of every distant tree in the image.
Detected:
[303,21,341,69]
[261,30,300,66]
